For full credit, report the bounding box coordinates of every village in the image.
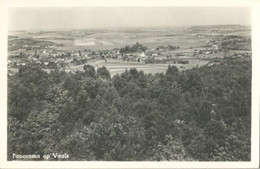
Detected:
[7,27,252,76]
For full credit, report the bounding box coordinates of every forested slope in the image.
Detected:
[8,57,251,161]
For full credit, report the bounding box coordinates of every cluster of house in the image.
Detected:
[8,46,191,70]
[194,48,219,55]
[146,50,160,57]
[8,57,70,68]
[8,48,124,68]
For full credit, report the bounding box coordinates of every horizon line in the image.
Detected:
[8,24,251,32]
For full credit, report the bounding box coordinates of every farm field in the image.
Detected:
[9,27,251,51]
[56,33,211,51]
[66,59,209,76]
[9,28,212,51]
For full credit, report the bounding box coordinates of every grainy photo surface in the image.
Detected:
[7,7,252,161]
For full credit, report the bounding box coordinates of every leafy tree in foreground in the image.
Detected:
[8,58,251,161]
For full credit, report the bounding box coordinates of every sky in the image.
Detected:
[8,7,251,30]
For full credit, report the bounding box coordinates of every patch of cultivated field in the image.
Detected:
[49,40,73,45]
[66,59,209,76]
[55,32,212,51]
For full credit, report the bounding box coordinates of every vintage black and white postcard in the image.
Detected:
[0,0,259,168]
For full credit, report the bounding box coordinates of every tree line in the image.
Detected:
[119,42,147,54]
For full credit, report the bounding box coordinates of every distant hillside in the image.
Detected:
[189,24,250,31]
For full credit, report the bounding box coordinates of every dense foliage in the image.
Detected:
[220,35,251,50]
[8,57,251,161]
[156,45,180,51]
[119,42,147,54]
